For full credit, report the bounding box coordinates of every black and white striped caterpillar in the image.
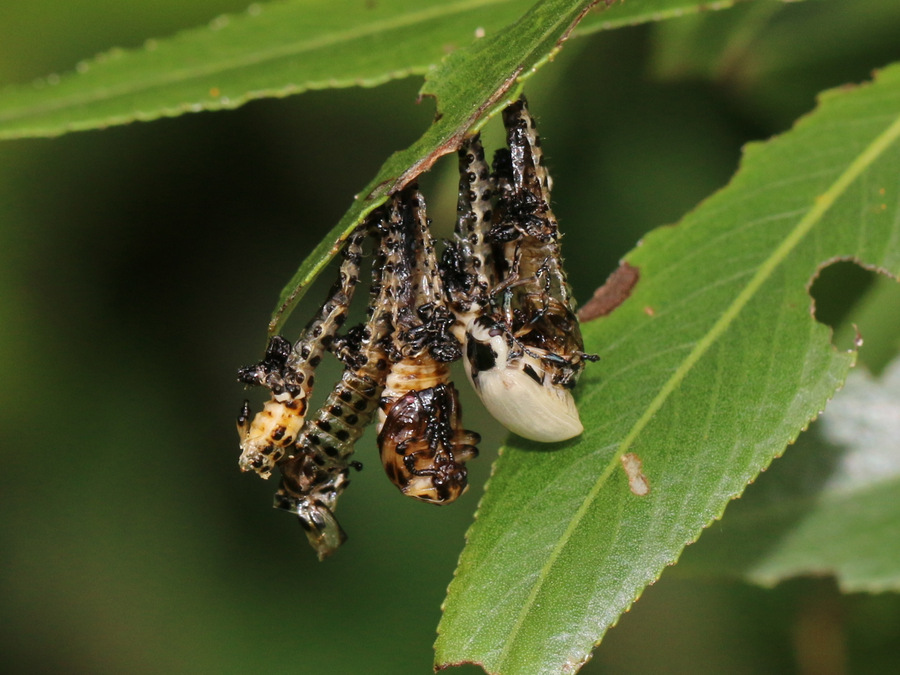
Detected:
[272,202,404,558]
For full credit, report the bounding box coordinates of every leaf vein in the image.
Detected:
[495,109,900,670]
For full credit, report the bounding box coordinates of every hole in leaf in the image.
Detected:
[809,260,877,351]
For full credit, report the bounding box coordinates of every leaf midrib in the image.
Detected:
[493,110,900,672]
[0,0,511,122]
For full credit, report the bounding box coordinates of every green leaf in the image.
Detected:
[0,0,754,142]
[268,1,816,332]
[676,356,900,593]
[435,64,900,674]
[0,0,521,140]
[266,0,604,332]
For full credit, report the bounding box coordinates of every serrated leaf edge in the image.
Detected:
[436,71,900,674]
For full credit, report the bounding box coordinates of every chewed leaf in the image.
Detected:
[435,64,900,674]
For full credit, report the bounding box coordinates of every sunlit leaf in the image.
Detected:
[0,0,766,142]
[435,63,900,674]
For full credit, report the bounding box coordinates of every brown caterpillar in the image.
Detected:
[377,184,480,505]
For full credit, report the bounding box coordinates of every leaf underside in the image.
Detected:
[434,63,900,675]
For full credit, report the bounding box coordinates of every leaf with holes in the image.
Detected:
[435,63,900,674]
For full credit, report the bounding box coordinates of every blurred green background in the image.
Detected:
[2,1,900,673]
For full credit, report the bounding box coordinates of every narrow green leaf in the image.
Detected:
[267,0,603,332]
[0,0,749,142]
[677,356,900,593]
[0,0,526,140]
[435,64,900,674]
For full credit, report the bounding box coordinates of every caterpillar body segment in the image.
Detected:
[273,203,402,559]
[464,314,583,442]
[378,381,479,504]
[377,185,480,505]
[273,341,389,558]
[462,97,597,443]
[236,228,365,478]
[441,134,496,337]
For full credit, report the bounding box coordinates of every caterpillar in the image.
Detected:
[452,98,597,443]
[377,184,480,505]
[272,201,404,558]
[441,133,496,335]
[235,228,365,478]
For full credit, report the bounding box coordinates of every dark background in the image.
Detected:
[2,1,899,672]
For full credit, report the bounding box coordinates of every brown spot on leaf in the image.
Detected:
[577,261,640,322]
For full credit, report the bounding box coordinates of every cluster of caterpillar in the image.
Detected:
[236,96,594,558]
[442,97,597,444]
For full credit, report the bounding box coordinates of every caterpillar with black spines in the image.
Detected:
[441,133,496,336]
[273,201,404,559]
[377,184,480,505]
[235,227,365,479]
[459,97,597,443]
